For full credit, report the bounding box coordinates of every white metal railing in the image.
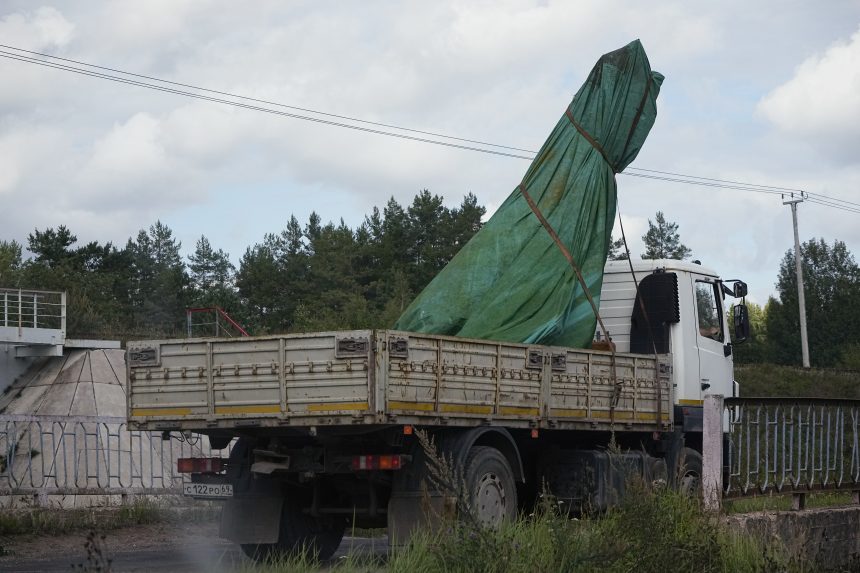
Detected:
[0,288,66,333]
[702,395,860,510]
[0,415,232,499]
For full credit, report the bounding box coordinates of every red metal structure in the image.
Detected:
[185,307,249,338]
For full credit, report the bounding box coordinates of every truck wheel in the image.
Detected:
[225,438,254,494]
[678,447,702,496]
[464,446,517,527]
[241,496,345,562]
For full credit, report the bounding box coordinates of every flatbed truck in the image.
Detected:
[126,259,748,558]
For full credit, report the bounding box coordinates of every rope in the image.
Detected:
[617,205,665,427]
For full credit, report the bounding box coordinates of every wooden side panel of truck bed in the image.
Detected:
[127,330,672,431]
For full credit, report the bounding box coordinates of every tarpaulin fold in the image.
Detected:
[395,40,663,348]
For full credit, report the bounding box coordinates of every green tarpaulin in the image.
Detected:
[395,40,663,348]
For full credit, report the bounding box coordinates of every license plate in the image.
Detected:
[183,482,233,498]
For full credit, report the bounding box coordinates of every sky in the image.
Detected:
[1,0,859,305]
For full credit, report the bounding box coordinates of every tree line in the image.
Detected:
[0,190,484,339]
[1,200,857,369]
[734,238,860,368]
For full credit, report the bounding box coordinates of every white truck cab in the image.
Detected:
[599,259,748,406]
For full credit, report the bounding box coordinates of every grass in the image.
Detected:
[226,428,805,573]
[233,487,801,573]
[735,363,860,399]
[0,498,219,536]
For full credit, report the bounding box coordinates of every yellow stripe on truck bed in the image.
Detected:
[306,402,369,412]
[215,404,281,415]
[131,407,193,417]
[551,408,588,418]
[388,401,436,411]
[440,403,494,415]
[499,405,540,416]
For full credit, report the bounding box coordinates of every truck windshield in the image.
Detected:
[695,281,723,342]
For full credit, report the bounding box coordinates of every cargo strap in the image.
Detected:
[521,81,655,421]
[517,184,620,420]
[564,78,652,175]
[565,109,617,173]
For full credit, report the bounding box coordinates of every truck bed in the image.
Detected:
[126,330,673,431]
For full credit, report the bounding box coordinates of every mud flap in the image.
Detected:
[220,496,284,544]
[387,491,456,547]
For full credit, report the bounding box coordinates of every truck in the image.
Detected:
[126,258,749,559]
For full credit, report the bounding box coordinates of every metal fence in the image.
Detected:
[0,288,65,331]
[723,398,860,498]
[0,415,232,501]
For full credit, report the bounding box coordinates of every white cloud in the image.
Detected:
[758,26,860,163]
[0,145,21,195]
[0,0,858,305]
[0,6,75,51]
[0,125,67,196]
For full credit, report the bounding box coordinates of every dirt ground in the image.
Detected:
[0,520,385,572]
[0,520,243,572]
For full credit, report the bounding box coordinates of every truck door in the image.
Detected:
[692,278,733,398]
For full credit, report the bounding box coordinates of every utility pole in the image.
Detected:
[783,193,810,368]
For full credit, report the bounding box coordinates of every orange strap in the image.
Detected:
[517,183,620,417]
[565,109,616,173]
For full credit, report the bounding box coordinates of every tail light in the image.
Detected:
[177,457,225,474]
[351,454,404,471]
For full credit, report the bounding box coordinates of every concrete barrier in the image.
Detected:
[727,506,860,570]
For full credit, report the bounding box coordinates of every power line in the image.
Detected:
[0,50,534,161]
[804,192,860,209]
[1,44,858,216]
[620,172,786,196]
[805,197,860,215]
[625,167,803,193]
[0,44,536,155]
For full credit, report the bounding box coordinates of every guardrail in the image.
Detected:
[702,396,860,510]
[0,288,65,331]
[0,415,232,504]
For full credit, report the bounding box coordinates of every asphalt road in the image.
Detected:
[0,534,388,572]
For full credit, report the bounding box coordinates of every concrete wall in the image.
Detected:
[0,343,35,393]
[727,506,860,570]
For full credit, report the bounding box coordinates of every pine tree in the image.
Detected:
[189,236,234,293]
[608,236,629,260]
[27,226,77,268]
[126,221,189,335]
[188,235,237,311]
[0,240,22,285]
[641,212,691,260]
[236,244,282,333]
[766,238,860,367]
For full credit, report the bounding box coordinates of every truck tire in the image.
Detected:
[225,437,254,494]
[678,447,702,496]
[241,495,345,561]
[464,446,517,527]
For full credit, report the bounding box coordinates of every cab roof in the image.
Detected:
[603,259,719,279]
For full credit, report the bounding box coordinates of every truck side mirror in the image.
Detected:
[733,281,748,298]
[733,304,750,343]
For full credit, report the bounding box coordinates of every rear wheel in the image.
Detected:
[463,446,517,527]
[678,447,703,496]
[241,495,345,561]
